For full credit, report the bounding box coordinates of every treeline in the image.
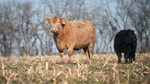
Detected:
[0,0,149,56]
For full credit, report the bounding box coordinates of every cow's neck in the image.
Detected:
[57,24,72,39]
[56,28,64,40]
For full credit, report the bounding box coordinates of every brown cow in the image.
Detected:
[45,16,96,65]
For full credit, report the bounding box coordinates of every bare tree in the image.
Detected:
[127,0,150,52]
[0,0,18,56]
[0,0,47,56]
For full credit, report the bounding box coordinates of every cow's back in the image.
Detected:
[70,20,95,37]
[114,29,137,52]
[69,20,96,49]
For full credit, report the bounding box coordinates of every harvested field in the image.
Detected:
[0,53,150,84]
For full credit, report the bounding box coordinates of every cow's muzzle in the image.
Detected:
[51,29,58,33]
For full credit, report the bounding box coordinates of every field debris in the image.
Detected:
[0,53,149,84]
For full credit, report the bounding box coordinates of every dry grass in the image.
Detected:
[0,53,150,84]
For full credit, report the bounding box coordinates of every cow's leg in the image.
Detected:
[128,51,134,63]
[83,47,88,54]
[67,47,73,63]
[115,50,122,63]
[131,47,136,62]
[58,50,64,63]
[124,46,132,63]
[129,58,132,63]
[124,53,129,63]
[59,51,64,57]
[87,43,94,65]
[130,50,136,63]
[83,47,89,63]
[132,54,135,62]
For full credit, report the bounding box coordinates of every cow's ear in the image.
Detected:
[45,17,51,24]
[60,18,66,25]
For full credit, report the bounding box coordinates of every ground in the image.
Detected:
[0,53,150,84]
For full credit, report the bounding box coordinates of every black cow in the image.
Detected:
[114,29,137,63]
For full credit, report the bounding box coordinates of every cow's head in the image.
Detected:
[128,30,137,41]
[45,16,67,34]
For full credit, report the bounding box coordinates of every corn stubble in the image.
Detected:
[0,53,149,84]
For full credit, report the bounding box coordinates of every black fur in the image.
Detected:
[114,29,137,63]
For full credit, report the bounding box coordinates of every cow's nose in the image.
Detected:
[51,29,57,33]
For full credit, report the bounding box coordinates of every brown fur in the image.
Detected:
[45,16,96,64]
